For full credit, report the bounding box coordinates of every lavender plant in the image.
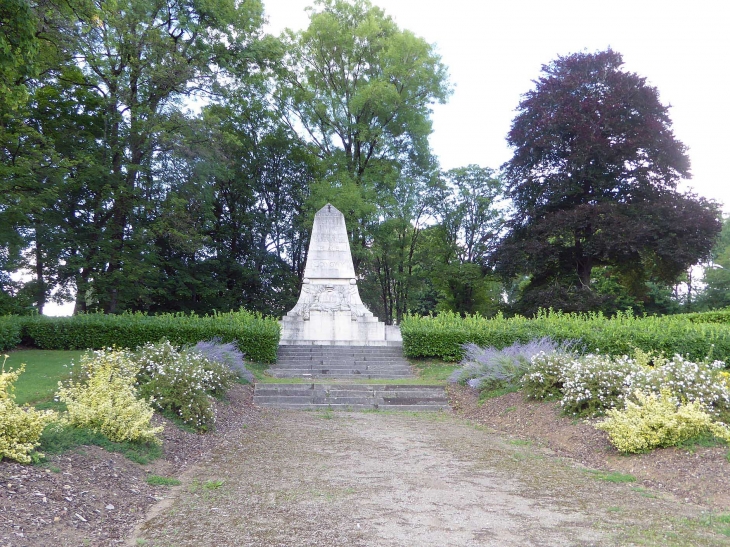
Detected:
[192,339,254,384]
[450,338,572,392]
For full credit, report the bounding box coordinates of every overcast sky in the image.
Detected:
[263,0,730,212]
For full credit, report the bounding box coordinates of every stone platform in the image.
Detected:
[253,345,449,412]
[253,383,449,411]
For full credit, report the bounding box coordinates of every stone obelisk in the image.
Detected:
[280,204,393,345]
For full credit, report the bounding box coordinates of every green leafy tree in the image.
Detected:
[1,0,268,314]
[276,0,450,318]
[495,49,721,315]
[44,0,266,313]
[697,217,730,310]
[423,166,504,316]
[0,0,37,110]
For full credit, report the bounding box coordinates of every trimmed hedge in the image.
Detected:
[0,317,22,351]
[9,310,280,363]
[401,310,730,363]
[682,308,730,324]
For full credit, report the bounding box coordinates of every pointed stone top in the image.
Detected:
[303,204,356,280]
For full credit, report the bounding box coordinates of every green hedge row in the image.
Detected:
[0,316,22,351]
[401,310,730,363]
[1,310,280,363]
[681,308,730,324]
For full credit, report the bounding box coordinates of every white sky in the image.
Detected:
[263,0,730,212]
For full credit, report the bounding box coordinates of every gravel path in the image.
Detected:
[130,410,727,546]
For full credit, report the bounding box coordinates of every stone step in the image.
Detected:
[277,354,408,360]
[274,344,414,380]
[269,368,413,378]
[272,363,412,370]
[263,404,447,411]
[277,356,408,361]
[253,383,449,411]
[278,345,404,351]
[269,373,414,379]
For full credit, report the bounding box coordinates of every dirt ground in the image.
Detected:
[2,384,730,546]
[449,385,730,510]
[129,407,728,547]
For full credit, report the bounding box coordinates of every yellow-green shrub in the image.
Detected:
[56,349,162,444]
[0,362,55,463]
[596,389,730,454]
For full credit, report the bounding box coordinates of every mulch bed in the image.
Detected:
[0,384,263,547]
[448,384,730,510]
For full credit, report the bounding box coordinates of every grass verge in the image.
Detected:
[5,349,85,406]
[586,470,637,483]
[146,475,182,486]
[38,422,162,465]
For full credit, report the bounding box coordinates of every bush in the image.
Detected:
[450,338,566,391]
[596,389,730,454]
[560,354,641,416]
[400,309,730,363]
[20,309,280,363]
[134,340,236,431]
[521,351,575,400]
[0,360,55,463]
[626,355,730,421]
[683,309,730,324]
[0,317,22,351]
[193,339,254,384]
[56,349,162,444]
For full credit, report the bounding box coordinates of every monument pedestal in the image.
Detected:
[279,204,399,346]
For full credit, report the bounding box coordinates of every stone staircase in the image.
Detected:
[253,345,449,411]
[270,345,413,379]
[253,383,449,411]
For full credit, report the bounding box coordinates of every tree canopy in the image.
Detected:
[0,8,721,320]
[495,49,721,315]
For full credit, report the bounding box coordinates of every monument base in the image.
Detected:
[279,310,401,346]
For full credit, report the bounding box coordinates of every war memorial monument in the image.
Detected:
[254,204,446,410]
[279,203,400,346]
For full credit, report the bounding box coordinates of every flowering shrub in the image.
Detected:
[193,339,254,384]
[521,351,575,400]
[56,349,162,444]
[626,355,730,421]
[596,389,730,454]
[0,360,55,463]
[134,340,236,431]
[560,354,642,416]
[450,338,567,391]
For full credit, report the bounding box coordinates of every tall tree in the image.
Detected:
[277,0,449,185]
[697,217,730,310]
[495,49,721,315]
[48,0,264,313]
[276,0,450,318]
[425,166,504,316]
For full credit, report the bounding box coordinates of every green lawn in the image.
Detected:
[409,359,460,383]
[4,349,85,407]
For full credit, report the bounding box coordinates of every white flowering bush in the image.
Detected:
[596,389,730,454]
[560,354,642,416]
[625,355,730,421]
[521,351,575,400]
[56,349,162,444]
[0,359,56,463]
[134,340,236,431]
